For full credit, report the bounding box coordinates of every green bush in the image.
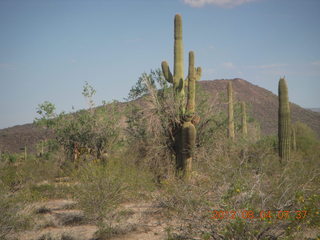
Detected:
[72,158,155,230]
[293,121,320,157]
[0,183,31,239]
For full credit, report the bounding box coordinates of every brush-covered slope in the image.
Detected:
[0,78,319,153]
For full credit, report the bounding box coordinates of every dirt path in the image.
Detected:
[16,199,169,240]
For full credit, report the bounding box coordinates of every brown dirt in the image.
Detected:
[15,199,169,240]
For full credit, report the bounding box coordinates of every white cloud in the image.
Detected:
[311,61,320,66]
[183,0,257,8]
[222,62,235,68]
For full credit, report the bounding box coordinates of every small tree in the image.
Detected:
[126,69,177,179]
[54,83,121,162]
[34,101,57,155]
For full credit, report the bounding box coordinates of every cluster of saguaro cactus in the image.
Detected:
[278,77,291,162]
[241,101,248,138]
[227,81,235,141]
[161,14,201,178]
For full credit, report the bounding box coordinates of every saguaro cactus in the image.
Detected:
[24,145,27,161]
[227,81,235,140]
[278,77,291,162]
[255,121,261,141]
[241,101,248,138]
[161,14,201,178]
[291,124,296,151]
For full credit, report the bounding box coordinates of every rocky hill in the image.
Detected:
[1,78,319,153]
[200,78,320,136]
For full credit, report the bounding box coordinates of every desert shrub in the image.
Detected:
[72,158,155,230]
[0,152,19,163]
[0,183,31,239]
[293,121,320,158]
[72,162,124,229]
[155,137,320,239]
[0,153,68,204]
[35,83,122,163]
[126,69,178,180]
[54,102,121,162]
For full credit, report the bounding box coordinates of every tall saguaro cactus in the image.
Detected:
[227,81,235,140]
[161,14,201,178]
[291,124,296,151]
[278,77,291,162]
[241,101,248,138]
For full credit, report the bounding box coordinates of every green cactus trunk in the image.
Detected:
[241,101,248,138]
[256,123,261,141]
[278,77,291,162]
[162,15,201,179]
[291,124,296,151]
[24,145,27,161]
[227,81,235,140]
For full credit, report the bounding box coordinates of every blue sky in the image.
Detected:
[1,0,319,129]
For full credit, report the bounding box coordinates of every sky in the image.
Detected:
[1,0,320,129]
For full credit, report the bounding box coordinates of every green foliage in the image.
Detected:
[34,83,121,162]
[222,218,255,240]
[126,69,166,101]
[195,84,228,149]
[34,101,56,128]
[52,83,121,161]
[0,155,64,238]
[72,159,155,228]
[126,69,177,180]
[0,183,31,239]
[292,121,320,157]
[82,81,96,109]
[155,133,319,239]
[0,152,18,163]
[73,162,125,225]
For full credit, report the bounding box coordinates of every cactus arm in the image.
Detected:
[173,14,185,104]
[186,51,195,117]
[161,61,173,83]
[174,14,184,82]
[241,101,248,137]
[291,124,296,151]
[184,77,189,89]
[195,67,202,81]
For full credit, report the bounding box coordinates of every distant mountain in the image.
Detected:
[308,108,320,113]
[0,123,48,154]
[1,78,319,153]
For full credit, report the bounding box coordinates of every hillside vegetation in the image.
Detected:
[1,79,319,154]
